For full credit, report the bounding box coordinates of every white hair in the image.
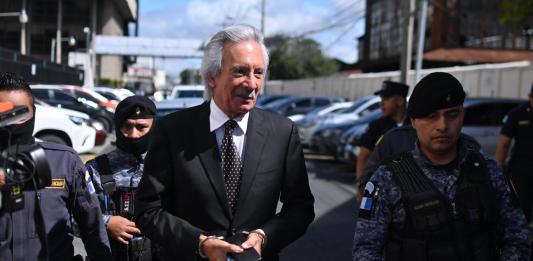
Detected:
[201,24,269,99]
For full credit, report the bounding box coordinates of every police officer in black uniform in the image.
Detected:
[86,96,157,261]
[356,81,409,189]
[495,83,533,221]
[353,72,530,261]
[0,72,112,261]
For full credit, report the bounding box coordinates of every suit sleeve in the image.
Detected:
[260,122,315,254]
[134,121,204,259]
[69,155,112,260]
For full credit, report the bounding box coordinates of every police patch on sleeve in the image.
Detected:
[359,181,379,220]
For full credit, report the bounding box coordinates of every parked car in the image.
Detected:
[170,85,205,99]
[334,97,525,167]
[34,104,96,153]
[291,101,355,123]
[31,85,115,132]
[263,96,346,118]
[93,86,135,101]
[310,109,383,157]
[256,94,291,108]
[155,98,205,119]
[60,85,118,110]
[298,96,380,146]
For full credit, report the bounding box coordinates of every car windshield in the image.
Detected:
[337,96,373,113]
[174,90,204,98]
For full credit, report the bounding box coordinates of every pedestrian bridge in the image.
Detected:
[94,35,204,58]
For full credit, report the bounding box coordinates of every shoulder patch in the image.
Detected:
[359,181,380,220]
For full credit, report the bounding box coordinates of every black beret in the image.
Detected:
[374,81,409,97]
[114,95,156,128]
[408,72,466,118]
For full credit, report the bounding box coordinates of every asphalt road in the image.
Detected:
[74,143,358,260]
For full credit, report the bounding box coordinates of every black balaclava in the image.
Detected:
[114,96,156,155]
[0,113,35,150]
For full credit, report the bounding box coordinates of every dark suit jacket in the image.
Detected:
[134,102,315,260]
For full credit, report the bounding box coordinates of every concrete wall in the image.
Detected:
[265,61,533,100]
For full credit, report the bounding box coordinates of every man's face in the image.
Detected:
[120,118,153,139]
[379,95,403,117]
[0,90,34,124]
[411,106,464,156]
[208,39,265,118]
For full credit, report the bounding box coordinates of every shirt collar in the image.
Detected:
[209,99,249,134]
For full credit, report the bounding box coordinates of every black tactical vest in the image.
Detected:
[384,150,498,261]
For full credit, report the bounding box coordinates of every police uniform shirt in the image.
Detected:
[0,142,112,261]
[358,116,409,151]
[86,148,145,225]
[500,102,533,168]
[352,139,530,261]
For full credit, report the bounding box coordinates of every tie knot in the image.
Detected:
[224,120,238,132]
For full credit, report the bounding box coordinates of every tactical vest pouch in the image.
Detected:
[115,187,136,219]
[405,190,450,235]
[385,239,427,261]
[426,242,458,261]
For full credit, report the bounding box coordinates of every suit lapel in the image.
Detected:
[194,102,232,219]
[234,109,267,218]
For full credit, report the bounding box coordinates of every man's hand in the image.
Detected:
[199,234,243,261]
[241,232,263,256]
[107,215,141,244]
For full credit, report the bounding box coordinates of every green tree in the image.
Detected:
[265,34,340,80]
[499,0,533,48]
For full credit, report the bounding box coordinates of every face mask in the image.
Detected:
[0,116,35,149]
[115,127,152,155]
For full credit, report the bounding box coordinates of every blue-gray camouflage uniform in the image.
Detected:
[85,148,144,225]
[0,142,112,261]
[352,140,530,261]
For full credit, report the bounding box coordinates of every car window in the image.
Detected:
[314,98,330,107]
[32,89,49,100]
[295,99,312,107]
[464,103,505,126]
[53,90,77,103]
[358,102,381,117]
[73,91,100,103]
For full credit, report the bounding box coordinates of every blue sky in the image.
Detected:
[138,0,365,78]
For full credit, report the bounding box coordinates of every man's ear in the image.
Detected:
[207,76,216,89]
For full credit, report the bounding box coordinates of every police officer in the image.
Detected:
[352,72,530,261]
[495,83,533,221]
[86,95,156,261]
[356,81,409,188]
[0,72,112,261]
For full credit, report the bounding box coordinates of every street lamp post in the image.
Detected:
[50,36,76,63]
[0,9,29,55]
[83,27,94,87]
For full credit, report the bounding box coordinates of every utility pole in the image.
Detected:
[56,0,63,64]
[20,0,27,55]
[261,0,266,35]
[414,0,428,84]
[400,0,415,85]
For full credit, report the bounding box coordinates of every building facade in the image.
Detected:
[0,0,137,83]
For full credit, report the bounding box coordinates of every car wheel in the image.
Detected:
[38,134,68,146]
[96,117,112,133]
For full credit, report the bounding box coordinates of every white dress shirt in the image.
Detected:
[209,99,249,160]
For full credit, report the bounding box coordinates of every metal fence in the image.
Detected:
[0,47,84,85]
[265,61,533,100]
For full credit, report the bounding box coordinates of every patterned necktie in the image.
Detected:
[221,119,243,213]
